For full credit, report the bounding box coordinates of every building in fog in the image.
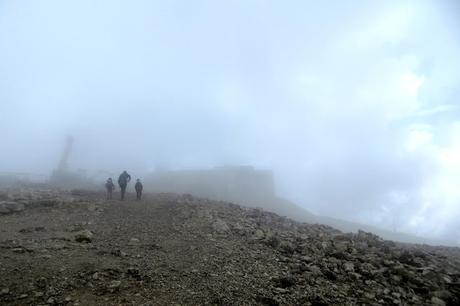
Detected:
[145,166,276,206]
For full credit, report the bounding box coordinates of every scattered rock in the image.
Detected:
[343,262,354,272]
[73,230,93,243]
[212,219,230,234]
[256,295,280,306]
[129,238,140,245]
[0,288,9,296]
[0,201,24,214]
[279,241,295,254]
[34,291,44,297]
[0,189,459,306]
[273,275,296,288]
[19,226,45,233]
[127,267,141,279]
[13,247,29,254]
[252,229,265,240]
[108,280,122,292]
[431,296,446,306]
[0,206,9,214]
[265,234,281,248]
[307,265,322,275]
[111,249,127,257]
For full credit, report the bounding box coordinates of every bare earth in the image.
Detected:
[0,188,459,305]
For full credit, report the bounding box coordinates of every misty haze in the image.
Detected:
[1,1,460,305]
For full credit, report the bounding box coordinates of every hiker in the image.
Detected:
[105,178,115,200]
[135,179,143,200]
[118,170,131,200]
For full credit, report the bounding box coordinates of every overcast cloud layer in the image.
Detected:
[1,0,459,243]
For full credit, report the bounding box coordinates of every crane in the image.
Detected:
[56,135,74,173]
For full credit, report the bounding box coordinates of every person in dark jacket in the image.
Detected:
[135,179,143,200]
[118,170,131,200]
[105,178,115,200]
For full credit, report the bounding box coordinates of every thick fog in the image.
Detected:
[1,1,459,244]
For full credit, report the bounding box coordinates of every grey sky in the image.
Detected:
[1,0,459,243]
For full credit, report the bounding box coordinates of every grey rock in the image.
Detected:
[279,241,295,254]
[431,296,446,306]
[307,265,322,275]
[129,237,140,245]
[343,262,354,272]
[0,201,25,214]
[266,235,281,248]
[109,280,121,288]
[212,219,230,234]
[73,230,93,243]
[0,288,9,296]
[252,229,265,240]
[108,280,122,292]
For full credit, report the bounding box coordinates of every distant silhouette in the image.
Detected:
[135,179,143,200]
[105,178,115,200]
[118,171,131,200]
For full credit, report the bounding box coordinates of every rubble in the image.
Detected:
[0,188,459,305]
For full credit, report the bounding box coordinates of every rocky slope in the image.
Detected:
[0,188,459,305]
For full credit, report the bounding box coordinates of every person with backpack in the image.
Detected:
[118,170,131,200]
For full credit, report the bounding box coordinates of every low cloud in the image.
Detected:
[0,0,459,243]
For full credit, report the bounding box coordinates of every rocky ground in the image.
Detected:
[0,188,459,306]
